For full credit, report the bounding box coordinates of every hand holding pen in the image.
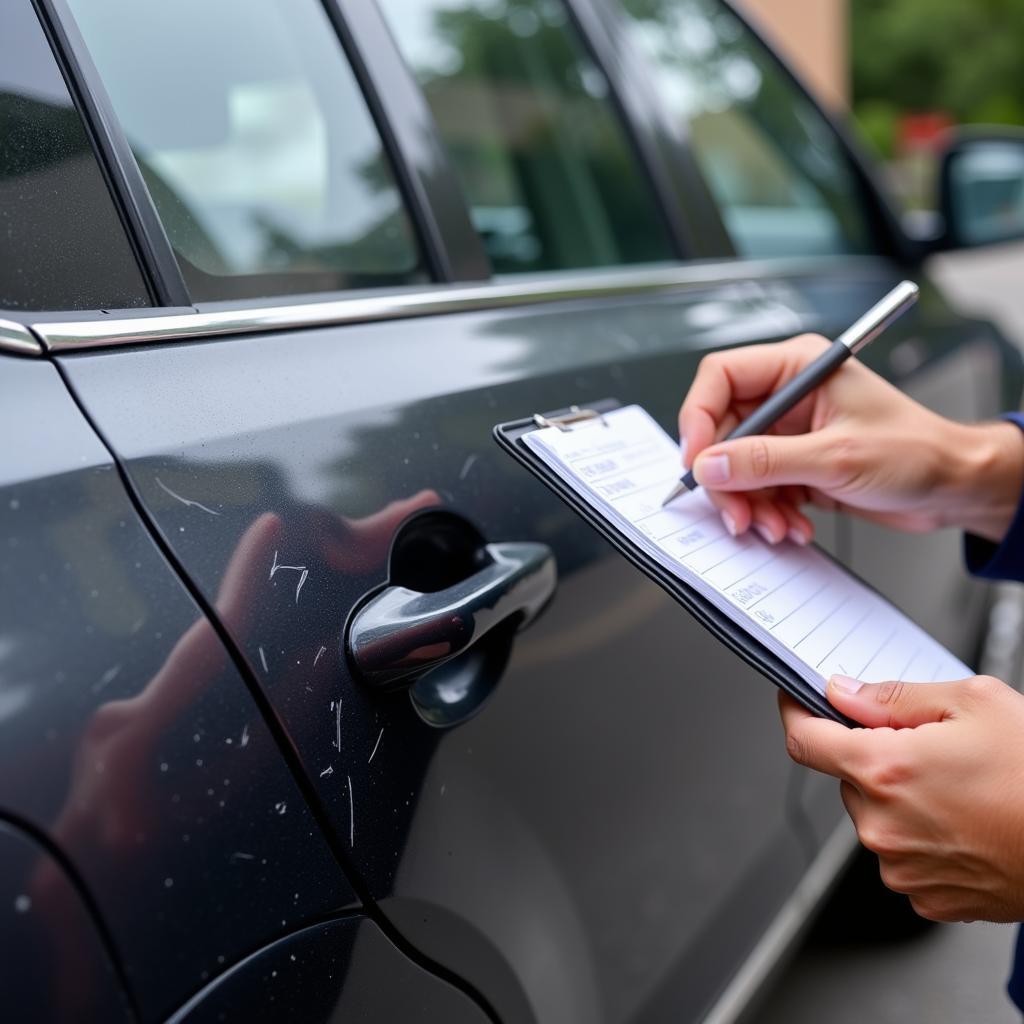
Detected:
[673,281,1024,547]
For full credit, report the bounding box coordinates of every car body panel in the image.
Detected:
[0,820,133,1022]
[56,257,1006,1022]
[169,915,491,1023]
[0,356,358,1021]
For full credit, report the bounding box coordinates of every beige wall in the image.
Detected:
[740,0,848,109]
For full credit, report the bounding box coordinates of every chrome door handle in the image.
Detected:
[347,542,556,689]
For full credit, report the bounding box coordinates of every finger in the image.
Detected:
[703,488,753,537]
[749,497,788,544]
[779,502,814,545]
[712,410,742,445]
[780,694,864,780]
[678,336,828,459]
[825,674,986,729]
[692,431,846,493]
[839,778,863,819]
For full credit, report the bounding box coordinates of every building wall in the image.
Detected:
[740,0,848,109]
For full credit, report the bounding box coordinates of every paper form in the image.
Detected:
[524,405,971,693]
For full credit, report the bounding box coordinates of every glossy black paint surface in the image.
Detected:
[0,358,358,1021]
[60,263,961,1023]
[171,915,490,1023]
[0,820,133,1022]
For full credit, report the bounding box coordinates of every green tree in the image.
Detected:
[853,0,1024,155]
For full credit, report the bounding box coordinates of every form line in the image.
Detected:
[746,565,810,610]
[653,509,718,543]
[793,593,852,649]
[770,580,832,631]
[816,605,873,669]
[581,450,666,486]
[857,626,898,679]
[701,538,756,574]
[897,647,921,681]
[722,552,782,591]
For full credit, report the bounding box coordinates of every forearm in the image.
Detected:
[939,420,1024,544]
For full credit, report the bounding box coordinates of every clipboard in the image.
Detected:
[494,399,854,724]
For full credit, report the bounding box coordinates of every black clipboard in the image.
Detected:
[494,399,853,725]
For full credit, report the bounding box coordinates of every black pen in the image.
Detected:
[662,280,920,507]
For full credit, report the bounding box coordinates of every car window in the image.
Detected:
[0,3,149,311]
[65,0,425,303]
[616,0,876,259]
[377,0,675,274]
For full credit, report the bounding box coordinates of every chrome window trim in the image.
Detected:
[0,319,44,356]
[27,255,886,352]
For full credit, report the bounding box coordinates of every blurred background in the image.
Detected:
[738,2,1024,1020]
[742,0,1024,344]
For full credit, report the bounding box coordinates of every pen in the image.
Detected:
[662,280,920,507]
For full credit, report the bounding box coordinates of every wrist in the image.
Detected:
[941,420,1024,544]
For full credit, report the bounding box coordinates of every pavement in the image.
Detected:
[758,920,1020,1023]
[757,243,1024,1024]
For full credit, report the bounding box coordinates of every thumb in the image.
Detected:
[692,432,840,491]
[826,675,961,728]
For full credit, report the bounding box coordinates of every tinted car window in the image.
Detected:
[378,0,675,274]
[0,3,148,311]
[66,0,424,302]
[618,0,875,259]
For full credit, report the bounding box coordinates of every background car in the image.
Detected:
[2,0,1024,1021]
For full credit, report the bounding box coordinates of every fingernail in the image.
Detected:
[787,527,809,546]
[699,453,730,486]
[829,675,863,695]
[679,437,689,468]
[754,523,774,544]
[721,510,738,536]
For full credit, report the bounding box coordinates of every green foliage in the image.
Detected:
[853,99,899,160]
[852,0,1024,126]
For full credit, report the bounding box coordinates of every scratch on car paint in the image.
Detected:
[368,728,383,764]
[458,453,478,480]
[92,664,121,694]
[348,775,354,847]
[258,647,268,673]
[156,476,221,516]
[274,801,287,815]
[335,698,342,753]
[313,645,327,667]
[270,550,310,602]
[230,851,254,863]
[320,766,333,778]
[239,723,250,748]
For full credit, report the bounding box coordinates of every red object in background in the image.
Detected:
[898,112,954,154]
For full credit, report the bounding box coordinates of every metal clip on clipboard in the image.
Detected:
[532,405,608,432]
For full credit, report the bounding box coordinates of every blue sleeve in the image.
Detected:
[964,413,1024,582]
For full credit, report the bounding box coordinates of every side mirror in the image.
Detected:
[939,129,1024,249]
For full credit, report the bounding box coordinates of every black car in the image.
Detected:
[3,0,1023,1021]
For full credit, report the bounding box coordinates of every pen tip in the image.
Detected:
[661,481,688,507]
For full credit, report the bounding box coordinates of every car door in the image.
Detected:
[20,1,1013,1023]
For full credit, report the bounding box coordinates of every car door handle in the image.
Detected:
[347,542,556,690]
